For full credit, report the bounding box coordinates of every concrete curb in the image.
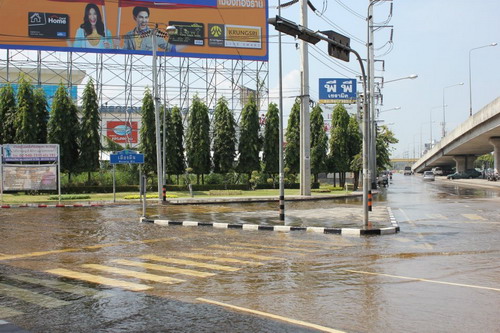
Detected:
[140,207,400,236]
[0,203,104,209]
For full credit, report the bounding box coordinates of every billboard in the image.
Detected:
[2,144,58,162]
[318,78,357,104]
[2,165,57,191]
[106,121,138,144]
[0,0,268,61]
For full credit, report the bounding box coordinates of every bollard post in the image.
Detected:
[162,185,166,201]
[140,174,147,218]
[368,190,372,212]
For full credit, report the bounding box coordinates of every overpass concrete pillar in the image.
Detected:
[453,156,467,172]
[489,137,500,172]
[452,155,477,172]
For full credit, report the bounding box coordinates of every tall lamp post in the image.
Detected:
[151,24,177,203]
[469,42,497,116]
[442,82,464,138]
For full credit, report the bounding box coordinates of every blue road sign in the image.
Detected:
[110,150,144,164]
[318,78,357,104]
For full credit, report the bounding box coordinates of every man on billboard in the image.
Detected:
[123,6,184,52]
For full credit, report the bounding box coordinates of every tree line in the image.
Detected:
[0,78,397,189]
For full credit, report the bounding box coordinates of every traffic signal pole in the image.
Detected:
[267,16,371,227]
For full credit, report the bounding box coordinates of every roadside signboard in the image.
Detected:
[2,144,58,162]
[318,78,357,104]
[110,150,144,164]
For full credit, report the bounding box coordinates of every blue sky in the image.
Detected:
[266,0,500,158]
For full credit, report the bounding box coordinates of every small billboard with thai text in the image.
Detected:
[319,78,357,104]
[2,144,58,162]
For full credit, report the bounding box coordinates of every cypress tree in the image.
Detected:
[328,104,350,187]
[186,96,211,184]
[47,84,80,179]
[284,99,301,174]
[33,88,49,143]
[212,97,236,174]
[0,83,16,144]
[139,89,157,177]
[236,95,261,178]
[14,76,36,144]
[262,102,279,177]
[79,80,101,183]
[310,104,328,183]
[169,106,185,184]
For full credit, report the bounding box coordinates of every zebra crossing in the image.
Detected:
[0,236,348,320]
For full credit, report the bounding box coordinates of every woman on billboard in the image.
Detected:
[72,3,114,49]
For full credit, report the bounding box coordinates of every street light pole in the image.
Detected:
[442,82,464,138]
[468,42,497,116]
[278,0,285,220]
[299,0,311,196]
[152,24,163,203]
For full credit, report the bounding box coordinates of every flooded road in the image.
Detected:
[0,173,499,332]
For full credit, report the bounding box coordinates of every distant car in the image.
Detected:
[485,168,499,181]
[447,169,482,179]
[431,167,443,176]
[404,166,412,175]
[423,171,435,181]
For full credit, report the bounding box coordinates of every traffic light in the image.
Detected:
[320,30,350,62]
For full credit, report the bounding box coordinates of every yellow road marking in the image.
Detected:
[230,242,320,253]
[8,275,113,298]
[461,214,486,221]
[207,245,290,258]
[0,283,70,308]
[112,259,215,278]
[0,248,80,261]
[140,255,240,272]
[344,269,500,292]
[172,253,263,266]
[82,264,185,284]
[197,298,346,333]
[46,268,152,292]
[0,237,173,262]
[0,306,23,319]
[426,214,448,220]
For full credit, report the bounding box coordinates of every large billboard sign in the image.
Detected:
[0,0,268,61]
[2,165,57,191]
[319,78,357,104]
[106,121,138,144]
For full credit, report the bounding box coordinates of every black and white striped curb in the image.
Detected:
[140,207,400,236]
[0,203,104,209]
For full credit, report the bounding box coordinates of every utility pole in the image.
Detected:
[367,1,377,190]
[152,25,163,203]
[299,0,311,196]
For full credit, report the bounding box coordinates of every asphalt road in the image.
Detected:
[0,173,498,333]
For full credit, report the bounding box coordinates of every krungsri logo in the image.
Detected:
[211,25,222,37]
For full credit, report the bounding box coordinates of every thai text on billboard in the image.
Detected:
[0,0,268,61]
[2,144,58,162]
[318,78,357,104]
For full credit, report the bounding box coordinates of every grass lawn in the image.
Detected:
[0,188,352,204]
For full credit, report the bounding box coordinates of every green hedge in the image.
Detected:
[60,182,320,194]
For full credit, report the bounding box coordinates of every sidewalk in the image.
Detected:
[147,192,399,236]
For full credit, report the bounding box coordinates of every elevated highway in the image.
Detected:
[413,97,500,173]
